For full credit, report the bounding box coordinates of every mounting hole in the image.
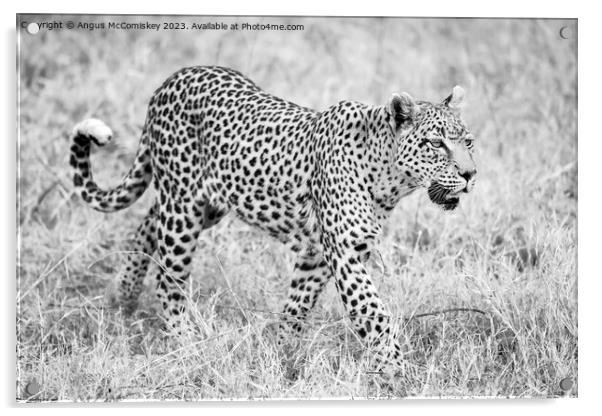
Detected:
[26,22,40,35]
[559,26,573,40]
[559,377,573,391]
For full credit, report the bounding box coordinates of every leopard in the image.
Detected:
[69,65,476,368]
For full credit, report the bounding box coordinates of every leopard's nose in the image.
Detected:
[459,169,476,183]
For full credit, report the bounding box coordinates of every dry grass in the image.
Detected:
[16,16,577,400]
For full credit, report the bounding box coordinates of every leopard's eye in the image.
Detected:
[464,135,475,147]
[428,138,444,149]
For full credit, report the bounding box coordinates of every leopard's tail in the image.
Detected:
[69,118,152,213]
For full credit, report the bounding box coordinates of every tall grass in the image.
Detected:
[17,16,577,400]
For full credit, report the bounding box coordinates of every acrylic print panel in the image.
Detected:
[16,15,577,401]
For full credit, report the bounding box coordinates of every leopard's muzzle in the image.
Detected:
[427,181,461,211]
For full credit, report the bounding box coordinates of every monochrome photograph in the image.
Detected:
[16,14,577,400]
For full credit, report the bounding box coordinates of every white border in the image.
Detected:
[3,1,599,415]
[2,0,584,17]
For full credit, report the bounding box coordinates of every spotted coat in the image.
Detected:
[70,65,476,367]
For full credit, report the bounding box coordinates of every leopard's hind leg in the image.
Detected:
[153,195,208,332]
[116,201,158,313]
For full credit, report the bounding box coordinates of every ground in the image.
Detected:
[16,16,577,400]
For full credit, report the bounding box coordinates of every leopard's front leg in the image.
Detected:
[313,133,407,369]
[322,239,404,368]
[277,249,331,349]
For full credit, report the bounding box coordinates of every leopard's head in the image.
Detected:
[387,86,476,211]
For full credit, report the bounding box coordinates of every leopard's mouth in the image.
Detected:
[427,182,460,211]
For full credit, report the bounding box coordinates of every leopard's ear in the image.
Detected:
[442,85,465,111]
[388,92,418,130]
